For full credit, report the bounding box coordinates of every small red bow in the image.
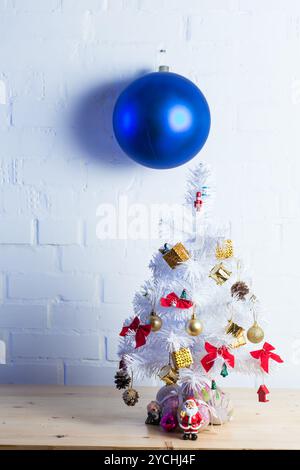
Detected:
[119,316,151,349]
[250,342,283,373]
[160,292,193,309]
[201,342,235,372]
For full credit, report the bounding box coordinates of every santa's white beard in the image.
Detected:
[184,406,197,417]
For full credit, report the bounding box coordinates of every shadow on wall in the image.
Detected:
[70,72,149,167]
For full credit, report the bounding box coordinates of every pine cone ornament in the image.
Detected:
[114,370,131,390]
[123,388,139,406]
[231,281,249,300]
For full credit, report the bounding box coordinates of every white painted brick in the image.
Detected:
[12,98,61,128]
[50,303,100,330]
[1,186,28,214]
[0,217,34,244]
[0,157,22,184]
[140,0,237,12]
[11,0,62,13]
[98,303,126,332]
[189,11,251,43]
[65,363,116,386]
[0,246,56,272]
[61,243,126,272]
[0,339,5,364]
[237,103,286,132]
[105,336,119,362]
[0,274,4,301]
[22,159,88,189]
[0,78,6,104]
[8,273,96,301]
[38,218,81,245]
[62,0,107,13]
[8,70,44,101]
[103,274,140,304]
[63,11,183,43]
[0,105,9,127]
[0,128,56,159]
[238,0,300,13]
[44,188,79,217]
[0,363,63,384]
[11,333,100,360]
[0,304,47,328]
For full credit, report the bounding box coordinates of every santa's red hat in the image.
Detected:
[185,396,196,404]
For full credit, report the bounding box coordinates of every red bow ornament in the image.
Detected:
[201,342,235,372]
[119,316,151,349]
[250,342,283,373]
[160,292,193,309]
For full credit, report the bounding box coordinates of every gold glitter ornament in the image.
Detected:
[172,347,193,369]
[149,312,162,332]
[247,321,264,344]
[215,239,234,259]
[209,263,232,285]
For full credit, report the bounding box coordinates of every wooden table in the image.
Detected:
[0,386,299,450]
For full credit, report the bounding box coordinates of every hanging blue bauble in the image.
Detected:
[113,69,211,169]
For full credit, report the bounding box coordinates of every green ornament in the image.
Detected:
[201,388,210,402]
[180,289,187,299]
[211,380,217,390]
[220,362,228,378]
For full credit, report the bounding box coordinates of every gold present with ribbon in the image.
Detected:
[226,320,247,349]
[215,239,234,260]
[158,364,179,385]
[172,347,193,369]
[160,242,190,269]
[209,263,232,285]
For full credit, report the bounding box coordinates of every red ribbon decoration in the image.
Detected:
[250,342,283,373]
[160,292,193,309]
[119,316,151,349]
[201,342,235,372]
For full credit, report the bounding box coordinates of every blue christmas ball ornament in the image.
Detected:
[113,68,211,169]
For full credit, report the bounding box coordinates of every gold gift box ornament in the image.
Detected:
[158,364,179,385]
[159,242,190,269]
[209,263,232,285]
[172,347,193,369]
[226,320,247,349]
[216,239,234,260]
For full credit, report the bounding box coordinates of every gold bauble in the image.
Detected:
[149,313,162,332]
[247,321,264,344]
[186,317,203,336]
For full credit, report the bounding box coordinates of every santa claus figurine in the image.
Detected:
[178,397,202,440]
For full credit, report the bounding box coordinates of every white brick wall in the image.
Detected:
[0,0,299,387]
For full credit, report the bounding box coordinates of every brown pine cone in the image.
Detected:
[123,388,139,406]
[114,370,131,390]
[231,281,249,300]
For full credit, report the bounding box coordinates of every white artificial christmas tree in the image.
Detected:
[115,163,283,435]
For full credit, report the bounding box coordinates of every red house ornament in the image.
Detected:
[257,384,269,402]
[194,191,203,212]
